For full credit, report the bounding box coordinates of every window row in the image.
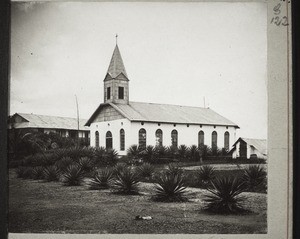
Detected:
[95,129,230,151]
[139,129,230,150]
[95,129,125,151]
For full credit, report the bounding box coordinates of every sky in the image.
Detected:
[10,1,267,139]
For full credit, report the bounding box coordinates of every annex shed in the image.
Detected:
[86,43,239,155]
[230,137,267,160]
[9,113,90,140]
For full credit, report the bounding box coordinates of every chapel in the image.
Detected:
[85,43,239,155]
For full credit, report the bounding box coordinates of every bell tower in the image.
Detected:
[104,37,129,105]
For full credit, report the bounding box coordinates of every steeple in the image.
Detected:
[106,44,128,79]
[103,39,129,105]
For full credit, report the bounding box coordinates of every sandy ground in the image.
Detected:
[9,170,267,234]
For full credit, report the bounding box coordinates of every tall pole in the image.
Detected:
[75,95,80,146]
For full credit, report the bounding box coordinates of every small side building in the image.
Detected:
[8,113,90,140]
[230,137,267,160]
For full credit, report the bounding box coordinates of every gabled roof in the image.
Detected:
[231,137,267,155]
[85,101,239,127]
[106,44,128,79]
[11,113,89,131]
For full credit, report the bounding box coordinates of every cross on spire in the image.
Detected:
[115,34,118,45]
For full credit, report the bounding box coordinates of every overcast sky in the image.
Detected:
[10,1,267,139]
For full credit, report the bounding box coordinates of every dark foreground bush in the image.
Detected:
[55,157,74,172]
[153,173,187,202]
[197,165,216,187]
[89,168,114,190]
[43,165,61,182]
[112,167,140,194]
[62,164,85,186]
[32,166,45,180]
[15,166,33,179]
[242,165,267,192]
[137,163,155,178]
[203,176,246,214]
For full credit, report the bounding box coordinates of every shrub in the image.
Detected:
[166,146,179,159]
[15,166,33,179]
[165,164,183,177]
[136,163,155,178]
[153,173,187,202]
[112,167,140,194]
[197,165,216,187]
[89,168,114,190]
[199,145,212,158]
[62,164,85,186]
[203,176,246,214]
[55,157,74,172]
[155,146,168,158]
[104,149,118,166]
[187,145,199,161]
[78,157,95,173]
[127,145,141,159]
[178,145,188,160]
[43,165,61,182]
[113,163,128,176]
[242,165,267,192]
[31,166,45,180]
[140,145,157,163]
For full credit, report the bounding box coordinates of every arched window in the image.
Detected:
[224,131,230,150]
[138,128,146,149]
[95,131,99,148]
[212,131,218,149]
[106,131,113,149]
[198,131,204,147]
[155,129,163,147]
[171,129,178,148]
[120,129,125,151]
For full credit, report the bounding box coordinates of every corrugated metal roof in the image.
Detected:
[106,44,128,78]
[241,138,267,155]
[12,113,89,131]
[86,101,239,127]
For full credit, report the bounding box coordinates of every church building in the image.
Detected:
[85,43,239,155]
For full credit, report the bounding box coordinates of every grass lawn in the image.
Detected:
[9,169,267,234]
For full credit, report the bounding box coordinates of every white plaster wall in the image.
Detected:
[90,119,131,155]
[131,122,237,149]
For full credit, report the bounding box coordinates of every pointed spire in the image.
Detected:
[107,43,128,78]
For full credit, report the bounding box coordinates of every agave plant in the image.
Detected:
[197,165,216,187]
[55,157,74,172]
[127,145,141,159]
[113,163,128,176]
[178,145,188,160]
[89,168,114,190]
[166,146,179,159]
[112,167,140,194]
[198,145,212,158]
[187,145,199,161]
[165,164,183,177]
[155,146,168,158]
[242,165,267,191]
[43,165,61,182]
[31,166,45,180]
[203,176,246,214]
[141,145,157,163]
[136,163,155,178]
[62,164,85,186]
[153,173,187,202]
[104,149,118,166]
[78,157,95,173]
